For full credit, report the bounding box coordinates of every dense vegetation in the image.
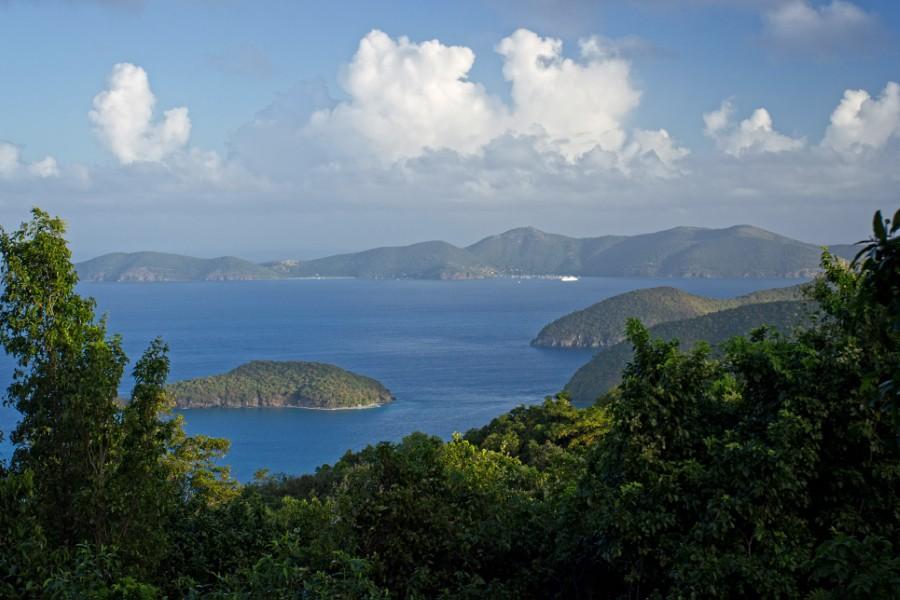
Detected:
[169,361,393,409]
[83,224,852,282]
[77,251,280,282]
[2,207,899,598]
[532,284,805,348]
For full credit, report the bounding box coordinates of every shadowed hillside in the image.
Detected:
[564,300,815,403]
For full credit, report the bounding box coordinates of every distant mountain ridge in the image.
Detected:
[77,226,857,281]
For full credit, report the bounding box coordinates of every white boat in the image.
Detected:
[560,276,579,282]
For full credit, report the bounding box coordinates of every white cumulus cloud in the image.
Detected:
[299,29,670,172]
[704,100,805,156]
[499,28,641,159]
[90,63,191,164]
[306,30,507,162]
[823,82,900,154]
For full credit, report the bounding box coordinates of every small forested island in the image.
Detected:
[168,361,393,409]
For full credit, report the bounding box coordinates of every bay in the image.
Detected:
[0,277,804,480]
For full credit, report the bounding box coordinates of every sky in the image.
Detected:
[0,0,899,261]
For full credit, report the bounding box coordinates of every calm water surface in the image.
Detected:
[0,277,804,479]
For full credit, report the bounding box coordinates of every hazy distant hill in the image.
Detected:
[532,284,807,348]
[564,300,815,403]
[77,252,281,282]
[465,226,625,275]
[274,225,831,279]
[78,225,849,281]
[827,243,862,261]
[576,225,825,277]
[265,241,496,280]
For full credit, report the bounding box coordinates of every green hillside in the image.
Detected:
[465,226,623,275]
[168,360,393,409]
[77,252,280,282]
[533,283,807,348]
[578,225,825,277]
[265,241,496,280]
[78,226,852,282]
[279,224,830,279]
[564,300,815,403]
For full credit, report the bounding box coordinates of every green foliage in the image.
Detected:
[1,208,128,547]
[565,208,900,597]
[0,209,235,588]
[464,393,609,470]
[168,360,393,409]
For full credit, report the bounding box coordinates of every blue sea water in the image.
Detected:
[0,277,804,480]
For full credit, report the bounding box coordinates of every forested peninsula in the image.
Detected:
[564,299,815,402]
[532,284,806,349]
[169,361,393,409]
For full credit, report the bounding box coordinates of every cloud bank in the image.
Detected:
[1,27,897,254]
[299,28,672,172]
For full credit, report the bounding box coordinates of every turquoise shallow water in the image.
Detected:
[0,277,804,480]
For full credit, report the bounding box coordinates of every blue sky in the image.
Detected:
[1,0,899,259]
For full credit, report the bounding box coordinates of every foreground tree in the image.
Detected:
[0,209,234,590]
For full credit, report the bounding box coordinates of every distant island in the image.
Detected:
[77,252,280,282]
[76,225,860,282]
[168,361,393,409]
[532,284,806,348]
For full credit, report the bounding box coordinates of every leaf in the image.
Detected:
[873,210,886,241]
[891,208,900,234]
[852,242,876,265]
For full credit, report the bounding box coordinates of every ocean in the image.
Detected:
[0,277,804,480]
